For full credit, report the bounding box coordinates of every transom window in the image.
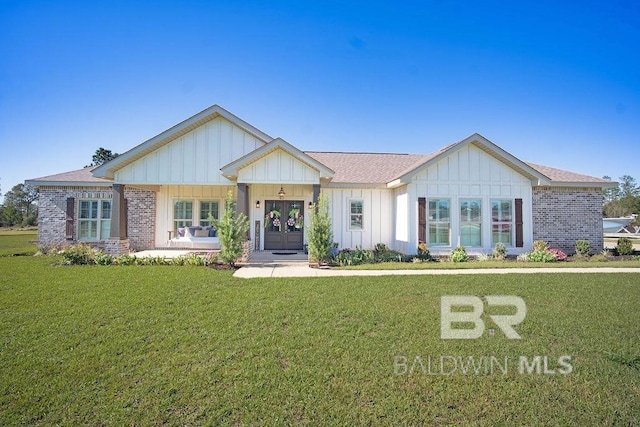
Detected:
[428,199,450,246]
[78,200,111,241]
[349,199,364,230]
[460,199,482,246]
[492,199,513,245]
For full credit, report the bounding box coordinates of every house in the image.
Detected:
[26,104,615,257]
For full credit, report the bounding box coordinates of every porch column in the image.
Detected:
[312,184,321,204]
[110,184,127,240]
[237,183,250,239]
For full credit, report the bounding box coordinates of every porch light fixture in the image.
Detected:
[278,186,286,199]
[255,201,260,209]
[308,201,313,209]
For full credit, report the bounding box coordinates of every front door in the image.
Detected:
[264,200,304,250]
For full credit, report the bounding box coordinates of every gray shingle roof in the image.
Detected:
[305,152,431,184]
[26,167,111,185]
[526,163,611,184]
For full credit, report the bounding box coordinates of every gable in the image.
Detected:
[237,148,321,184]
[413,143,533,184]
[114,116,265,185]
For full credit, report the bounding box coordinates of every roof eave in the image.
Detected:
[25,180,112,188]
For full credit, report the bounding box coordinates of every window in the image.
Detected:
[428,199,450,246]
[174,200,193,230]
[492,199,513,245]
[349,199,363,230]
[78,200,111,241]
[199,201,219,227]
[460,199,482,246]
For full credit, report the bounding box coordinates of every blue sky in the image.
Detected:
[1,0,638,197]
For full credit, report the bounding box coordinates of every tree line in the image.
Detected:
[603,175,640,221]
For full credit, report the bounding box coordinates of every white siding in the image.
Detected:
[155,185,235,247]
[116,117,264,185]
[238,149,321,184]
[322,188,394,250]
[409,144,533,255]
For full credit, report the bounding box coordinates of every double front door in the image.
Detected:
[264,200,304,250]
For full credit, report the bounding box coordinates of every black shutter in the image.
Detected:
[515,198,523,248]
[65,197,75,240]
[418,197,426,243]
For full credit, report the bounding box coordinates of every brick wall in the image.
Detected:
[37,187,113,249]
[124,187,156,251]
[532,187,603,254]
[37,186,156,253]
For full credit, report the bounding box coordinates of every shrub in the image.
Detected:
[575,240,591,257]
[94,251,114,265]
[517,253,530,262]
[616,237,634,256]
[60,243,96,265]
[308,194,333,264]
[492,242,507,260]
[334,248,375,266]
[212,190,249,267]
[450,246,468,263]
[548,248,567,261]
[115,254,137,266]
[417,242,431,261]
[533,240,548,252]
[528,249,557,263]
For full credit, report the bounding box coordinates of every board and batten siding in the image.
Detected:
[323,188,394,250]
[238,149,320,184]
[155,185,235,247]
[115,117,265,185]
[407,144,534,254]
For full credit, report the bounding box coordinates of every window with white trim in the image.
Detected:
[174,200,193,230]
[460,199,482,246]
[349,199,364,230]
[491,199,513,245]
[78,200,111,241]
[199,201,219,227]
[428,199,450,246]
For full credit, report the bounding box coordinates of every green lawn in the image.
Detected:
[339,259,640,269]
[0,230,38,256]
[1,256,638,425]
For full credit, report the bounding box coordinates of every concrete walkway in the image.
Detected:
[234,262,640,278]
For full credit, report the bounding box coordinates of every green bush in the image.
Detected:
[616,237,634,256]
[492,242,507,260]
[212,190,249,267]
[60,243,97,265]
[334,248,375,266]
[528,249,557,263]
[308,194,333,264]
[115,254,137,266]
[450,246,469,263]
[575,240,591,257]
[94,251,114,266]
